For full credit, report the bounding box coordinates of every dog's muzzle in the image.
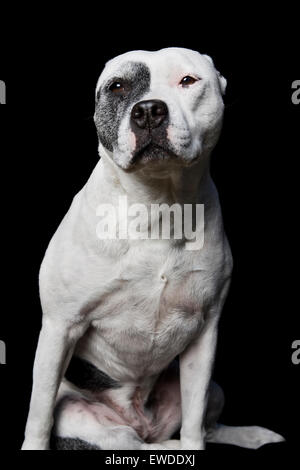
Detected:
[130,99,174,164]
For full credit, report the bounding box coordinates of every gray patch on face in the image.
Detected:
[94,61,151,152]
[65,355,121,392]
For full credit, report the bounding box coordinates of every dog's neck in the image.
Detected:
[83,148,224,252]
[91,148,217,209]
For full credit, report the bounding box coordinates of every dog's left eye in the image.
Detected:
[180,76,198,87]
[109,81,125,93]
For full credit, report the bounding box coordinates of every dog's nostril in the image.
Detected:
[131,100,168,130]
[132,107,144,120]
[152,102,168,117]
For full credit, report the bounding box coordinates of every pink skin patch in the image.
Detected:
[167,67,185,88]
[59,363,182,443]
[129,130,136,152]
[108,363,182,442]
[167,125,174,144]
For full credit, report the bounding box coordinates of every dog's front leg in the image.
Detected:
[179,314,219,450]
[22,317,82,450]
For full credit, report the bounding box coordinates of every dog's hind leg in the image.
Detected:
[206,424,285,449]
[52,388,171,451]
[205,383,285,449]
[52,393,143,450]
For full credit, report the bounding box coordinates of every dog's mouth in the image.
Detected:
[130,140,178,166]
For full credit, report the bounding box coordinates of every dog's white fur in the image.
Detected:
[22,48,284,450]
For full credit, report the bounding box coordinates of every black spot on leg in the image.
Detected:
[94,61,151,152]
[65,355,121,392]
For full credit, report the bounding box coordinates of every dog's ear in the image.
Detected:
[216,71,227,96]
[203,54,227,96]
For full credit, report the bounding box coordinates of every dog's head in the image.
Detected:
[94,48,226,172]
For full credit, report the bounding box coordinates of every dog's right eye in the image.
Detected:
[180,76,198,87]
[109,81,125,93]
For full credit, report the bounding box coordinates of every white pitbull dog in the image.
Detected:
[22,48,284,450]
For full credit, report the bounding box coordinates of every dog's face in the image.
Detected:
[94,48,226,172]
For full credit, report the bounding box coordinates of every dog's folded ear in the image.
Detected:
[203,54,227,96]
[216,70,227,96]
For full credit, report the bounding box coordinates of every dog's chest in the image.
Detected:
[77,241,220,378]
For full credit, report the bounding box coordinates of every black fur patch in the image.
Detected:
[51,436,101,450]
[94,61,151,151]
[65,355,121,392]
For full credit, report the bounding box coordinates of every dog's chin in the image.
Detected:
[129,143,185,170]
[113,142,202,173]
[129,146,202,175]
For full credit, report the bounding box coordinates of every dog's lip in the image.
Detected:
[130,140,178,165]
[131,138,152,164]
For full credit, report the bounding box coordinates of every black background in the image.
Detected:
[0,7,299,456]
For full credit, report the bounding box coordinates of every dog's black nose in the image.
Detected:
[131,100,168,130]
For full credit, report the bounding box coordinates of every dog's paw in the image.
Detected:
[144,439,203,450]
[159,439,182,450]
[207,424,285,449]
[140,442,172,451]
[245,426,285,449]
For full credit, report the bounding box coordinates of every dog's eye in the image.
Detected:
[180,76,198,87]
[109,81,125,93]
